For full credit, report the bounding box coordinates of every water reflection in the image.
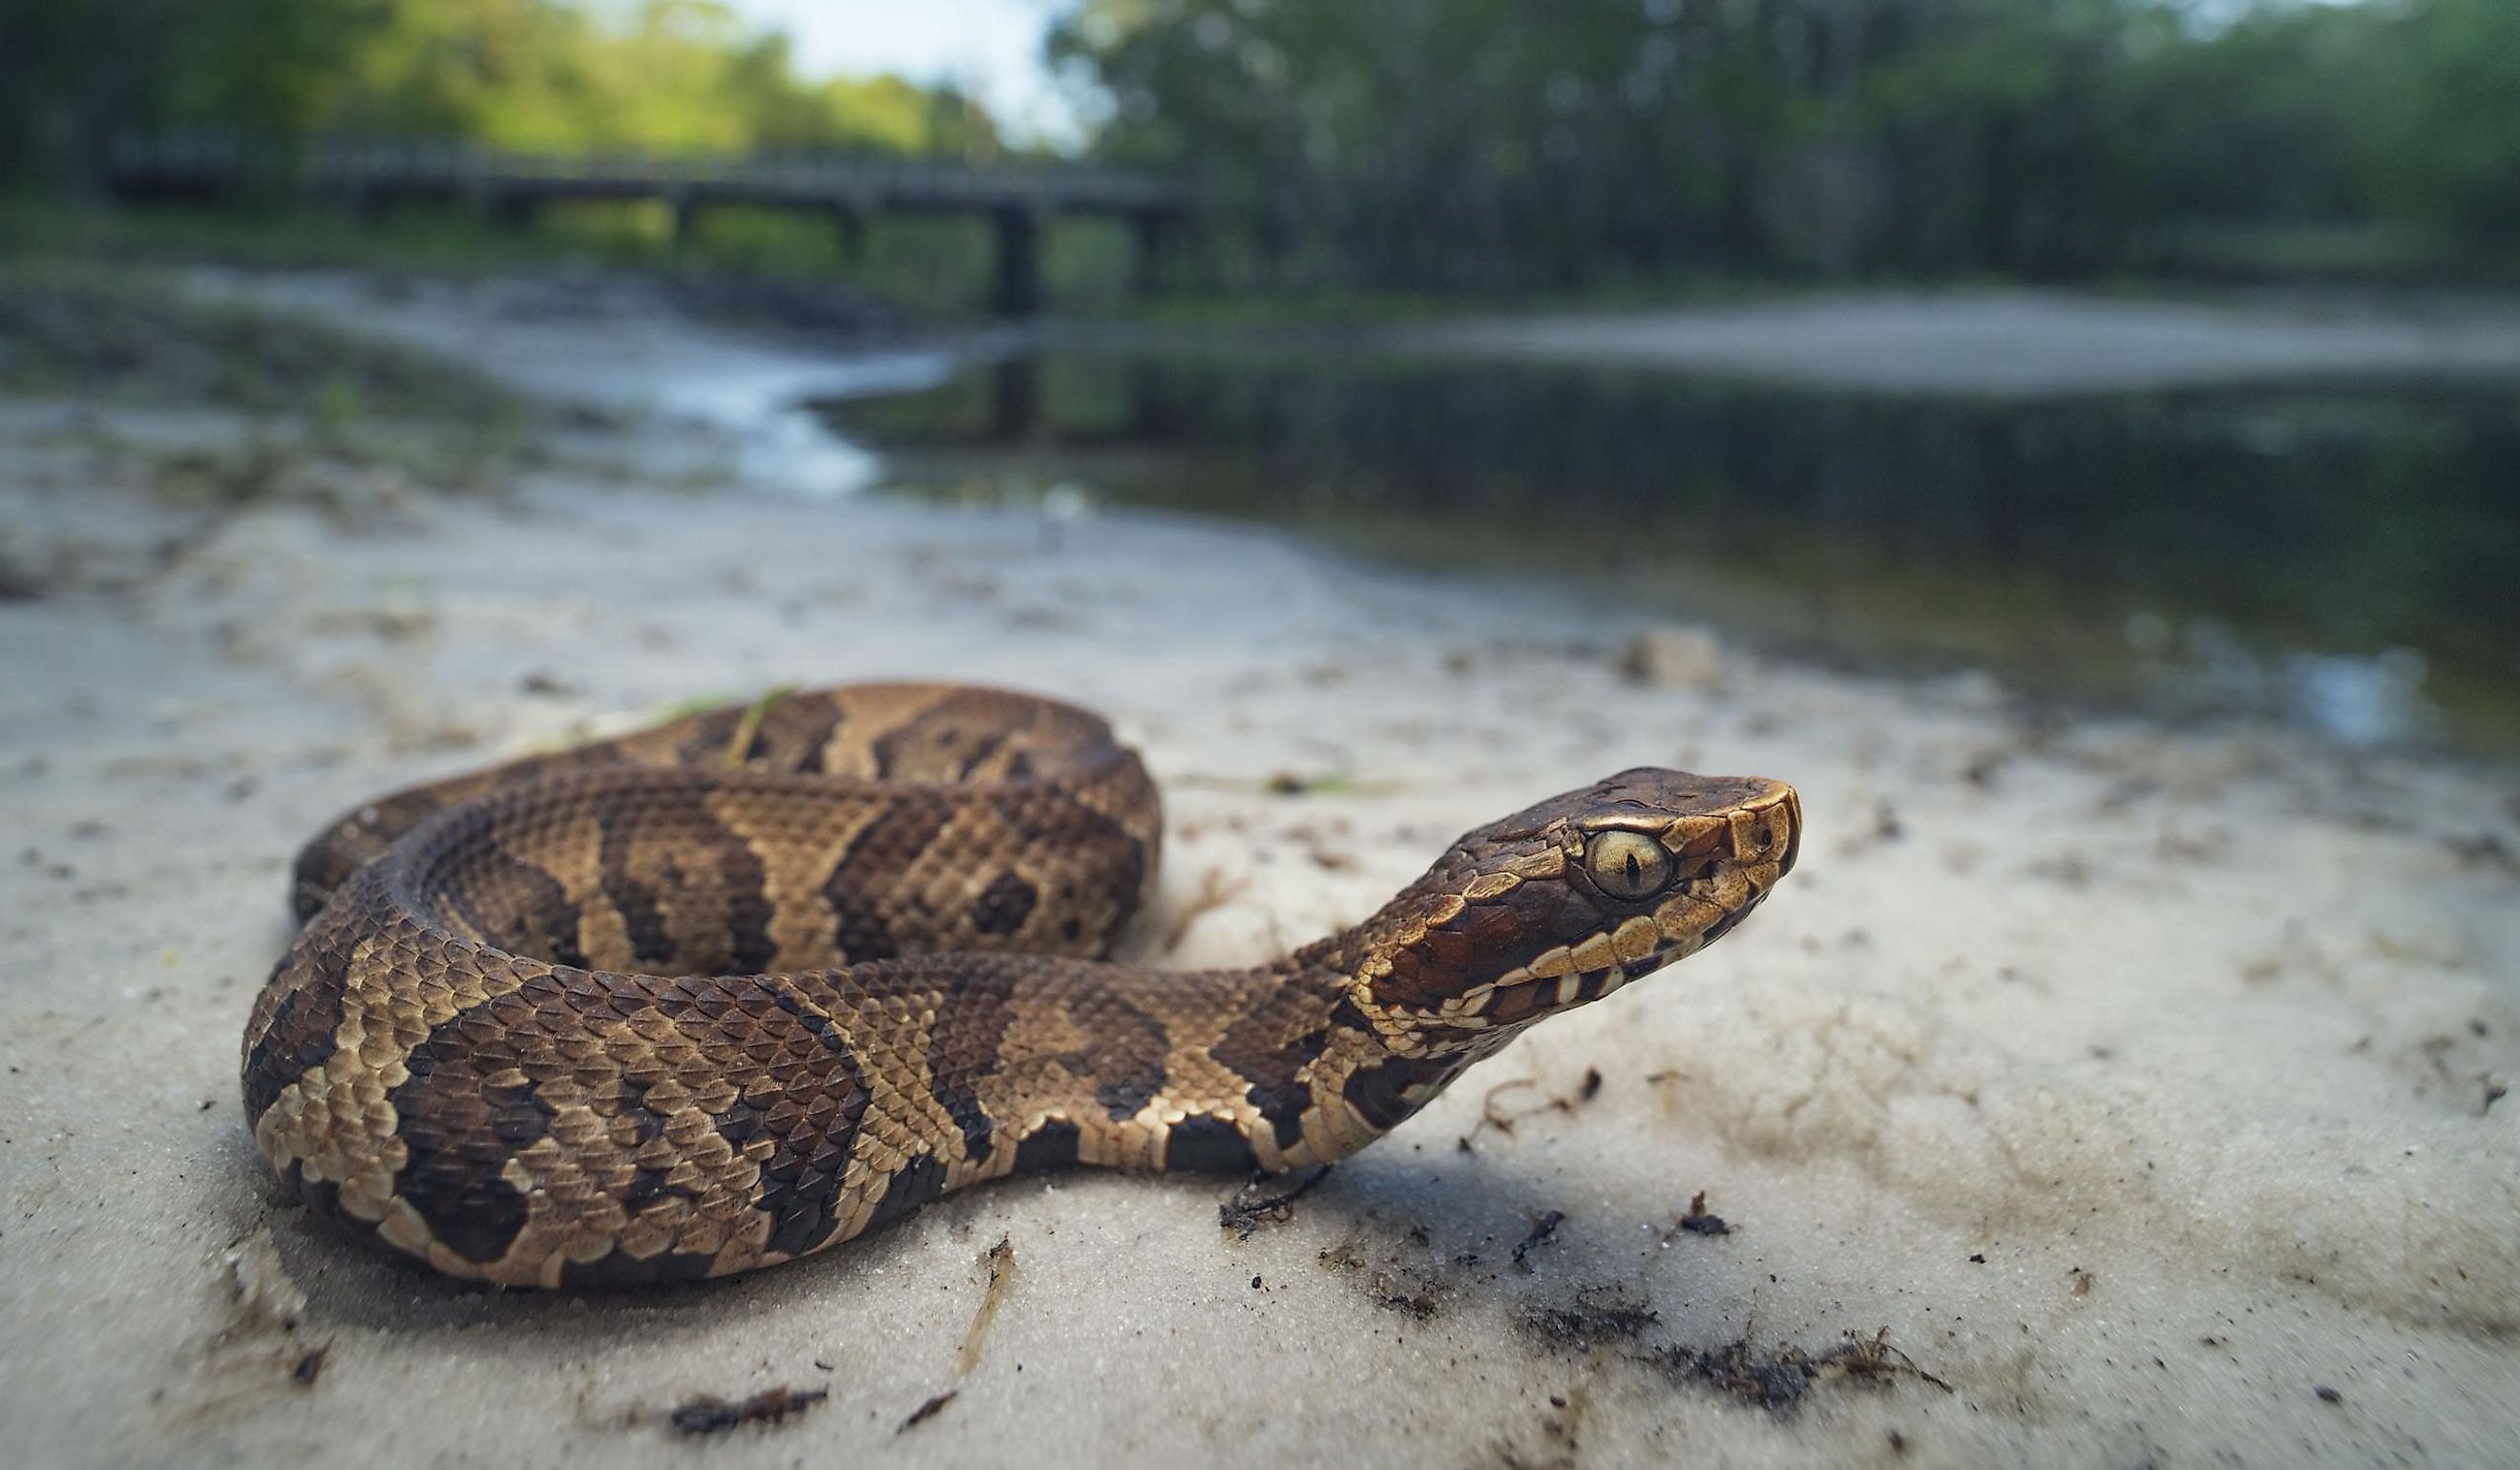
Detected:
[818,351,2520,751]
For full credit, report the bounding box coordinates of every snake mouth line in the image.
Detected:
[1426,933,1712,1030]
[1426,945,1687,1031]
[1413,841,1783,1031]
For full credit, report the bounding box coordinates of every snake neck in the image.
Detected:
[896,914,1489,1182]
[983,914,1501,1178]
[1270,921,1510,1160]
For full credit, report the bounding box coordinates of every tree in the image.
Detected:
[1051,0,2520,286]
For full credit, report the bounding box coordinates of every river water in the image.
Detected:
[816,345,2520,754]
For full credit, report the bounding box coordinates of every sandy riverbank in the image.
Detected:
[2,278,2516,1468]
[1409,288,2520,393]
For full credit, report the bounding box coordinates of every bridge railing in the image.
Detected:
[106,132,1195,314]
[109,133,1190,217]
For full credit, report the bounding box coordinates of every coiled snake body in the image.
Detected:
[243,684,1800,1287]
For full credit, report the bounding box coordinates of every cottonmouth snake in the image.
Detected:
[243,683,1801,1288]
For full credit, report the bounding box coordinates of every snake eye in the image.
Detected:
[1585,830,1673,900]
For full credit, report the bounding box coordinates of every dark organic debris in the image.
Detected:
[2316,1385,2343,1404]
[1317,1241,1444,1318]
[2444,831,2518,876]
[1662,1340,1818,1413]
[898,1389,958,1433]
[1528,1288,1661,1351]
[290,1346,328,1386]
[1656,1329,1953,1418]
[1220,1166,1333,1240]
[1371,1271,1441,1319]
[1675,1190,1730,1236]
[1512,1210,1566,1268]
[1580,1067,1604,1102]
[669,1386,829,1436]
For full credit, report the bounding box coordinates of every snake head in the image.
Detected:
[1344,768,1800,1053]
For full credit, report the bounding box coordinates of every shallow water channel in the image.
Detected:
[816,345,2520,753]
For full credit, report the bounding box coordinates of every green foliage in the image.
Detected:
[1,0,1001,185]
[8,0,2514,294]
[0,0,368,180]
[2340,0,2520,244]
[326,0,996,157]
[0,260,520,419]
[1055,0,2520,287]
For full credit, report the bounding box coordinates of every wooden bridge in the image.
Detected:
[106,135,1194,316]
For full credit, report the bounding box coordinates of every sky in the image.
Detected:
[692,0,2362,152]
[714,0,1093,149]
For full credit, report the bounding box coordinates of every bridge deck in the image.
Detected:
[106,136,1191,314]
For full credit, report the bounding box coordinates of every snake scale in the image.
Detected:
[243,683,1801,1288]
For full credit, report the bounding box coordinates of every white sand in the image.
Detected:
[2,284,2516,1468]
[1411,289,2520,394]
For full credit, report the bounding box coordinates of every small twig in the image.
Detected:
[896,1390,957,1434]
[956,1237,1017,1376]
[670,1386,828,1436]
[1220,1166,1334,1239]
[1458,1069,1599,1152]
[1160,868,1250,956]
[1456,1076,1544,1151]
[1816,1328,1955,1393]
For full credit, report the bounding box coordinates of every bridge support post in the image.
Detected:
[991,204,1044,317]
[832,206,866,264]
[988,357,1040,442]
[1130,213,1171,297]
[670,192,704,250]
[484,190,540,233]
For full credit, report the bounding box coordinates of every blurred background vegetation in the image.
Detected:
[0,0,997,171]
[2,1,2514,750]
[5,0,2516,301]
[0,0,1026,309]
[1057,0,2520,288]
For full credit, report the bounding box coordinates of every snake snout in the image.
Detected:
[1754,780,1801,880]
